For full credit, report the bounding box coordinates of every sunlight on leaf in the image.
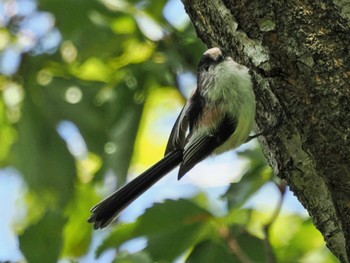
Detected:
[111,16,137,34]
[0,29,11,50]
[122,40,155,64]
[272,217,337,262]
[77,152,102,183]
[131,87,183,170]
[62,184,96,257]
[0,98,16,162]
[269,213,304,247]
[73,57,112,82]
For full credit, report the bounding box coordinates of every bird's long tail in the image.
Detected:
[88,149,183,229]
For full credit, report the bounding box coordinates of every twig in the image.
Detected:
[263,181,287,263]
[219,227,253,263]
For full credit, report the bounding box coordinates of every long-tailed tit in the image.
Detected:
[88,47,256,229]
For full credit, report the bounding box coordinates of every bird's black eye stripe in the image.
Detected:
[198,55,212,71]
[217,55,224,63]
[198,54,224,71]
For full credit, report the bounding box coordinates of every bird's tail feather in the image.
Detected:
[88,149,183,229]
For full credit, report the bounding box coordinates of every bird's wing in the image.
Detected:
[164,102,190,155]
[178,114,237,179]
[165,89,205,154]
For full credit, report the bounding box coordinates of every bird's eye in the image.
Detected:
[199,56,212,71]
[218,55,224,62]
[203,64,210,71]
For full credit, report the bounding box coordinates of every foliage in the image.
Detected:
[0,0,337,262]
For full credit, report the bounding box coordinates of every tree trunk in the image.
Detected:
[182,0,350,261]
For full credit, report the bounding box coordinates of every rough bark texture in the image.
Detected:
[182,0,350,261]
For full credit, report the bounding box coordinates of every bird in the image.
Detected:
[88,47,256,229]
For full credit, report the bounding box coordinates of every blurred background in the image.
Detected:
[0,0,337,262]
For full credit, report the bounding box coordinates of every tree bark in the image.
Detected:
[182,0,350,261]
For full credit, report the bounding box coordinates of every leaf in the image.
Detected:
[73,57,113,82]
[11,89,76,207]
[189,228,266,263]
[233,229,266,262]
[19,210,67,263]
[114,251,153,263]
[34,76,107,154]
[62,184,97,257]
[105,85,144,184]
[137,199,213,261]
[34,74,144,184]
[0,97,16,164]
[38,0,104,38]
[224,147,273,209]
[142,0,168,24]
[186,225,266,263]
[186,240,236,263]
[96,223,139,257]
[98,199,214,261]
[111,16,137,35]
[277,218,332,262]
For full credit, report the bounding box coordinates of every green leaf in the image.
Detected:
[233,229,266,262]
[186,227,266,263]
[62,184,97,257]
[38,0,105,38]
[137,199,213,261]
[114,251,153,263]
[20,210,67,263]
[142,0,168,25]
[277,218,332,262]
[224,147,273,209]
[34,77,108,156]
[35,75,144,184]
[186,240,236,263]
[73,57,113,82]
[105,84,144,184]
[96,223,139,257]
[97,199,213,261]
[111,16,137,35]
[0,97,16,164]
[11,90,76,207]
